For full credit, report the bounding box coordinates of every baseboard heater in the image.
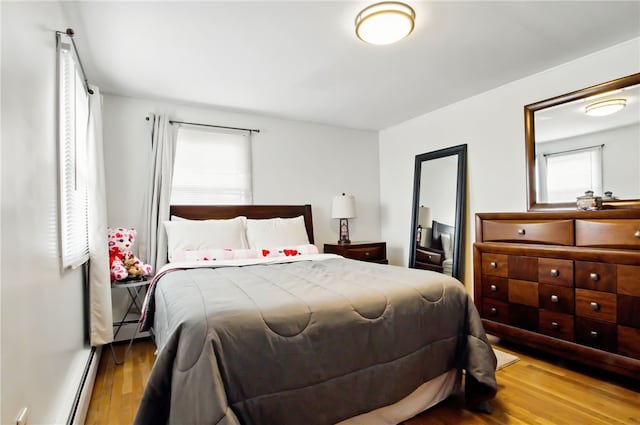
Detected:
[66,346,100,425]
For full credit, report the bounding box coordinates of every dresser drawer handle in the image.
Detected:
[490,262,497,269]
[517,228,526,235]
[490,307,498,316]
[551,295,559,303]
[590,273,599,281]
[365,252,370,256]
[550,269,559,277]
[590,330,599,339]
[551,321,559,330]
[635,230,640,239]
[590,301,600,311]
[490,284,498,292]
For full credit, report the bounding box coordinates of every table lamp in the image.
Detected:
[331,193,356,244]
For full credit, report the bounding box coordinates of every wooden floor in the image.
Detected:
[86,338,640,425]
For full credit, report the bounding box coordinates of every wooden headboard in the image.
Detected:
[169,204,314,244]
[431,220,454,251]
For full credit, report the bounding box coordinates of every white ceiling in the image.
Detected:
[62,1,640,131]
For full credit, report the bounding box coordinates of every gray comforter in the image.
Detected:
[135,258,496,425]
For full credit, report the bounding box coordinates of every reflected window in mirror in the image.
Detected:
[409,144,466,280]
[525,73,640,210]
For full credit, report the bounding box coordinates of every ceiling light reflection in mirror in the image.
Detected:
[534,83,640,203]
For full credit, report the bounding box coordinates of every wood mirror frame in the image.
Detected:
[525,73,640,210]
[408,144,466,280]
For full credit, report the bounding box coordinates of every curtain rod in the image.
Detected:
[56,28,94,95]
[145,116,260,133]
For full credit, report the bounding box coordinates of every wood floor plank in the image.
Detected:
[86,338,639,425]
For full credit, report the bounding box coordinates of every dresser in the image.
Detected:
[474,210,640,379]
[323,241,388,264]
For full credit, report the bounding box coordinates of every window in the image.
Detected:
[171,126,252,205]
[543,146,603,203]
[58,38,90,269]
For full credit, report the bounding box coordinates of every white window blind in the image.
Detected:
[544,146,603,203]
[59,40,89,269]
[171,126,252,205]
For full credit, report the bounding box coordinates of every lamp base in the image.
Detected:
[338,218,351,245]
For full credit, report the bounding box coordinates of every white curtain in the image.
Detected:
[87,86,113,346]
[140,114,177,273]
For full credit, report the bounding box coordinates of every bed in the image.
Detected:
[134,205,496,425]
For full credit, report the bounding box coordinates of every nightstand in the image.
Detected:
[414,246,445,273]
[324,241,388,264]
[110,278,151,364]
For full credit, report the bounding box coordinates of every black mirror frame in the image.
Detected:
[408,144,467,280]
[525,73,640,211]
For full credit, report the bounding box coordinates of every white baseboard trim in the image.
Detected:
[67,346,101,425]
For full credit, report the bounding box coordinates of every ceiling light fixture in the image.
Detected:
[355,1,416,45]
[584,98,627,117]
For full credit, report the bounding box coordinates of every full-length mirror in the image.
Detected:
[526,73,640,210]
[409,144,466,280]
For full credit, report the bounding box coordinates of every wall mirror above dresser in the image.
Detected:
[409,144,466,280]
[525,73,640,210]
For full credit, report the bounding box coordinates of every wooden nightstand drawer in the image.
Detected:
[482,299,509,324]
[323,242,387,264]
[415,247,443,266]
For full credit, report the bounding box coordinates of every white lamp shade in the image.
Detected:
[331,194,356,219]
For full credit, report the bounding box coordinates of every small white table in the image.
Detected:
[110,278,151,364]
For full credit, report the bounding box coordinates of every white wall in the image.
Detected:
[102,94,380,247]
[380,38,640,290]
[1,2,91,424]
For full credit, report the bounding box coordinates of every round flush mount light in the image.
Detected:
[355,2,416,45]
[584,98,627,117]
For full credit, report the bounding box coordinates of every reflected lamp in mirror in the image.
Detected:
[331,193,356,245]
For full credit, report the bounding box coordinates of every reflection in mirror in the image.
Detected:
[525,73,640,210]
[409,144,466,280]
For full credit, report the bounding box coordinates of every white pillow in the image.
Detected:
[164,216,248,262]
[441,232,454,261]
[246,216,310,248]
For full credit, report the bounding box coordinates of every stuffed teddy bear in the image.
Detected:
[108,227,153,281]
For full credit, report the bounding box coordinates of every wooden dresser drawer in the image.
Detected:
[576,317,617,352]
[618,265,640,296]
[575,261,616,292]
[482,299,509,324]
[482,253,508,277]
[618,326,640,360]
[508,279,539,307]
[538,258,573,287]
[539,284,574,314]
[483,219,574,245]
[576,219,640,249]
[575,289,617,323]
[539,310,574,341]
[482,276,508,302]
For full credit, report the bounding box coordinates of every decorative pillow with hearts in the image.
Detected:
[170,244,319,262]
